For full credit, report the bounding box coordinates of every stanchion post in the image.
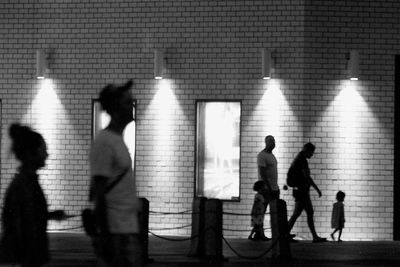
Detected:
[203,198,223,260]
[270,199,291,259]
[188,197,206,257]
[139,197,150,263]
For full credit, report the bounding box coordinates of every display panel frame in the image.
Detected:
[195,100,241,201]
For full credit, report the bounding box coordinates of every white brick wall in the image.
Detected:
[0,0,398,240]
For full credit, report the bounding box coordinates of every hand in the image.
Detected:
[318,190,322,198]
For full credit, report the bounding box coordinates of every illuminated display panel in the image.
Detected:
[196,101,241,201]
[92,100,136,168]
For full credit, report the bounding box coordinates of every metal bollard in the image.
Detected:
[188,197,206,257]
[138,197,151,263]
[203,198,223,260]
[270,199,291,259]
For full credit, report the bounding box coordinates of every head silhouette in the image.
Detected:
[264,135,275,152]
[99,80,134,129]
[336,191,346,202]
[9,123,48,170]
[302,142,315,158]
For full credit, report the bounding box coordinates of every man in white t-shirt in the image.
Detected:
[255,135,280,240]
[90,80,142,266]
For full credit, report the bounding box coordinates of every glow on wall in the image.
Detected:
[326,81,375,176]
[31,79,65,147]
[92,100,136,168]
[196,101,241,201]
[258,80,286,137]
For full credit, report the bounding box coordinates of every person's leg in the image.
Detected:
[253,224,262,240]
[304,198,326,242]
[93,234,112,267]
[303,197,318,238]
[261,191,272,239]
[256,223,270,241]
[248,227,256,239]
[331,228,339,240]
[125,234,144,266]
[109,234,143,267]
[109,234,123,267]
[288,200,304,231]
[338,228,343,242]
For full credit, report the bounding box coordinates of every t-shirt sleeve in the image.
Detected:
[257,152,266,167]
[90,138,114,178]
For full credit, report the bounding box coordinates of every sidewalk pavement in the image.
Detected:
[46,233,400,266]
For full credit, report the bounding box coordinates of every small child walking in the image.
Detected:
[331,191,346,242]
[249,181,268,241]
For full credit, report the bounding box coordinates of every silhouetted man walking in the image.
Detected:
[287,142,326,243]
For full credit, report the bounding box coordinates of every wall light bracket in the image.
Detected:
[261,49,273,80]
[154,49,165,80]
[347,50,359,80]
[36,49,48,79]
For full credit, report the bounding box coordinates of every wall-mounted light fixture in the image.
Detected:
[154,49,165,80]
[347,50,359,80]
[36,49,48,79]
[261,49,273,80]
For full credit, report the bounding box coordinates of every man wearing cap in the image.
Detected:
[90,80,143,266]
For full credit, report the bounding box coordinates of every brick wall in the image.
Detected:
[0,0,398,240]
[300,0,399,240]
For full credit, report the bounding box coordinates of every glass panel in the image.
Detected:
[196,101,241,201]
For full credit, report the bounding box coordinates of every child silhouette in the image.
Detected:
[248,181,269,241]
[330,191,346,242]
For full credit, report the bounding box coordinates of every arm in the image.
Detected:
[92,175,110,233]
[301,157,322,197]
[309,176,322,197]
[340,204,345,224]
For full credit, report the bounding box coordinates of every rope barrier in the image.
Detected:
[222,235,280,260]
[149,210,193,215]
[148,225,215,242]
[56,203,287,262]
[148,230,200,242]
[149,210,272,216]
[223,211,271,216]
[148,210,273,217]
[50,225,84,231]
[51,210,271,233]
[223,226,271,232]
[150,224,191,231]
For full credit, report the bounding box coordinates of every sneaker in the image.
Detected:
[312,237,327,243]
